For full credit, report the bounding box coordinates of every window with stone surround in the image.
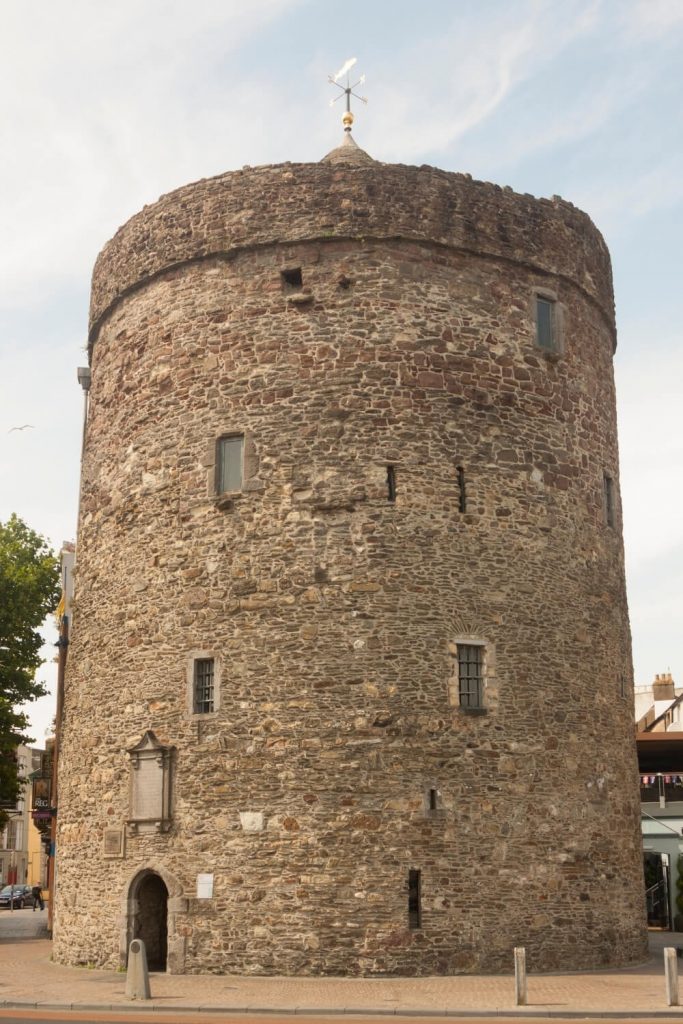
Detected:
[448,639,490,712]
[458,644,484,708]
[208,432,263,505]
[281,267,303,290]
[424,787,444,818]
[188,652,221,716]
[216,435,244,494]
[532,288,563,354]
[193,658,215,714]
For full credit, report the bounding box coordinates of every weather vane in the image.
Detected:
[328,57,367,133]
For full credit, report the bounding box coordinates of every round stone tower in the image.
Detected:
[54,134,647,975]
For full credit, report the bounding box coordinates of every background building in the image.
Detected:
[635,673,683,732]
[636,673,683,930]
[54,134,647,975]
[0,745,43,888]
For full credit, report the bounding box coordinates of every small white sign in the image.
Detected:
[196,873,214,899]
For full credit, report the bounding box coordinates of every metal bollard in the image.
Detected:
[125,938,151,1000]
[514,946,527,1006]
[665,947,679,1007]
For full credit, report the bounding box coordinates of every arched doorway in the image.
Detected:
[129,872,168,971]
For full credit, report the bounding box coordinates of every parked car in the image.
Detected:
[0,884,34,909]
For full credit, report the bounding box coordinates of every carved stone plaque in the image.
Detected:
[103,827,125,858]
[127,731,173,834]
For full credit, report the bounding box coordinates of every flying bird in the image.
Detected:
[8,424,34,432]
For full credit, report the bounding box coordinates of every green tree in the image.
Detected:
[0,515,60,828]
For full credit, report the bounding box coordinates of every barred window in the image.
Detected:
[193,658,215,714]
[458,644,484,709]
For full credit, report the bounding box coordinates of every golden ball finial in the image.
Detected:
[342,110,354,132]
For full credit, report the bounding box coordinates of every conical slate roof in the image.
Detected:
[320,132,375,166]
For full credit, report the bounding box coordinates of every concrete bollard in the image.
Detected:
[125,938,151,1000]
[665,947,679,1007]
[514,946,527,1006]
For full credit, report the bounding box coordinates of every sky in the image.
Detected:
[0,0,681,743]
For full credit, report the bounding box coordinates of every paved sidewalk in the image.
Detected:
[1,911,683,1017]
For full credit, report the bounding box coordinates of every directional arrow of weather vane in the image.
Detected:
[328,57,368,131]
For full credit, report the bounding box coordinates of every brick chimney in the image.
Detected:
[652,672,675,702]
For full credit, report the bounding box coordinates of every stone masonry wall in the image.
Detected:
[53,157,647,975]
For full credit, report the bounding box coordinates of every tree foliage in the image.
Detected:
[0,515,60,827]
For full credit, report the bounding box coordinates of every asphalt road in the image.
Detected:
[0,905,48,940]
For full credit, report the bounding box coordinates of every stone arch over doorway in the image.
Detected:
[120,865,188,973]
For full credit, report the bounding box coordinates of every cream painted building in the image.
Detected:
[0,745,44,887]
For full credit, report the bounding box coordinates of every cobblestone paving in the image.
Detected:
[1,912,682,1016]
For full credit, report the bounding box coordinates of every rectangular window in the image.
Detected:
[281,267,303,290]
[387,465,396,503]
[408,869,421,929]
[536,296,556,350]
[193,658,215,714]
[6,820,17,850]
[603,473,615,527]
[216,435,244,494]
[458,644,484,709]
[457,466,466,513]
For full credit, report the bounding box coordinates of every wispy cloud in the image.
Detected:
[0,0,302,309]
[573,156,683,232]
[365,0,603,161]
[621,0,683,39]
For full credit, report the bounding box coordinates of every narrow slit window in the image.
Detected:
[428,788,438,811]
[281,267,303,290]
[536,296,556,350]
[216,435,244,494]
[457,466,466,513]
[603,473,615,527]
[458,644,484,709]
[387,465,397,503]
[408,869,421,929]
[193,658,215,714]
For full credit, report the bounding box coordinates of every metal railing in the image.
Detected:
[641,774,683,805]
[646,878,671,928]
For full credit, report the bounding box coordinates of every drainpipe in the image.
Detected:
[48,615,68,936]
[48,365,90,937]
